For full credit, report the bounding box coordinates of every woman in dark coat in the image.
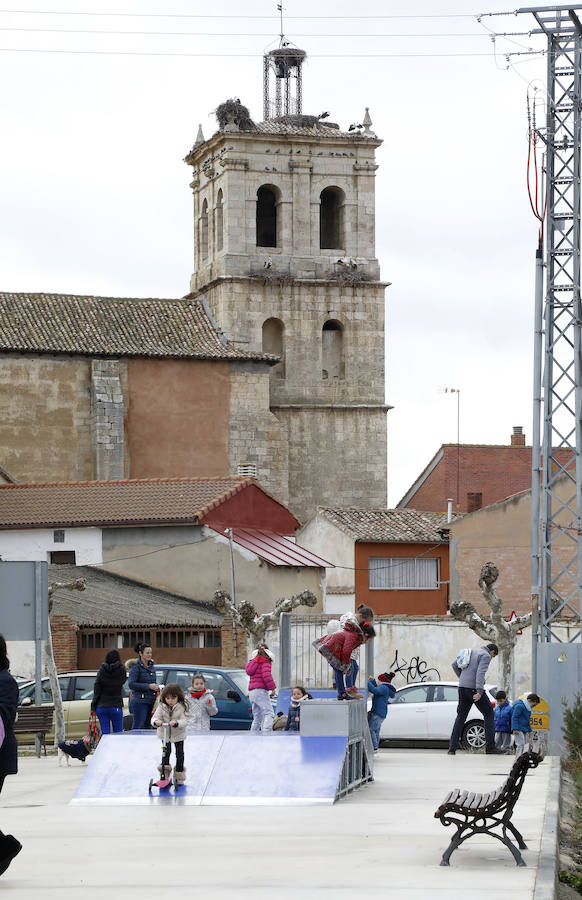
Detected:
[91,649,128,734]
[0,634,22,875]
[128,642,159,730]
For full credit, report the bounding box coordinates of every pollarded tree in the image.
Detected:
[213,589,317,655]
[450,562,531,692]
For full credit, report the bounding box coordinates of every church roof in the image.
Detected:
[253,121,374,139]
[0,292,276,362]
[315,507,455,543]
[0,476,285,529]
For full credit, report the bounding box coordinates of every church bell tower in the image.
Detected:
[185,43,388,522]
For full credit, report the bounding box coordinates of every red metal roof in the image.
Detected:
[228,528,333,568]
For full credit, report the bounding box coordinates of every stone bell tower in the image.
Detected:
[185,44,388,523]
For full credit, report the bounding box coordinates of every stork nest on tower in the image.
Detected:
[215,98,255,132]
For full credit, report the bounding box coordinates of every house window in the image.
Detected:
[322,320,344,380]
[467,492,483,513]
[320,187,345,249]
[53,530,65,543]
[256,186,278,247]
[369,557,439,590]
[50,550,76,564]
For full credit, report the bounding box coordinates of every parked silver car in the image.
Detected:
[379,681,498,749]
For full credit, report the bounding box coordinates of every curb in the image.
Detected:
[533,755,561,900]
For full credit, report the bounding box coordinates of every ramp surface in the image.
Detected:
[71,731,348,807]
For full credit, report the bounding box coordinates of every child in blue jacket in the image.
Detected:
[511,692,540,757]
[367,672,396,750]
[493,690,513,754]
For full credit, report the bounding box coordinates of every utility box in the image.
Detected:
[301,698,368,738]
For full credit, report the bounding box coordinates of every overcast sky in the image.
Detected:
[0,0,552,506]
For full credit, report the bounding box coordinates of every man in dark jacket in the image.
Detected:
[448,643,501,755]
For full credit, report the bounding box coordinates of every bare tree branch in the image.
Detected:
[450,561,531,691]
[213,589,317,652]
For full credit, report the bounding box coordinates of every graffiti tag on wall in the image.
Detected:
[388,649,440,683]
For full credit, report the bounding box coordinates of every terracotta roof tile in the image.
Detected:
[316,507,455,543]
[0,292,276,362]
[0,477,258,529]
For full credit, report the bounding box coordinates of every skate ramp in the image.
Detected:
[71,731,350,807]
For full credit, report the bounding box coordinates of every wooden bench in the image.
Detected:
[14,706,55,758]
[434,750,543,866]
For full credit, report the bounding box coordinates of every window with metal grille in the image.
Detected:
[53,530,65,543]
[237,463,257,478]
[369,557,439,590]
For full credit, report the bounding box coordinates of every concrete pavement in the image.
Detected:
[0,748,559,898]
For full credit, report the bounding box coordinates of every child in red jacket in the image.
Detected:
[313,620,376,700]
[245,644,276,733]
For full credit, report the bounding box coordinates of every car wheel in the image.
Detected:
[462,720,485,750]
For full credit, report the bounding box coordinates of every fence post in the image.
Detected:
[279,612,291,689]
[365,637,374,686]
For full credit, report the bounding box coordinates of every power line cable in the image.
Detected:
[0,10,480,18]
[0,27,501,37]
[0,47,543,58]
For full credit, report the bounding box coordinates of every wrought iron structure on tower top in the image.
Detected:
[263,43,306,121]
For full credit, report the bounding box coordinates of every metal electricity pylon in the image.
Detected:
[521,5,582,657]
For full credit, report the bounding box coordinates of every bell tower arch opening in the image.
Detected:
[256,185,279,248]
[262,317,285,379]
[215,189,224,252]
[322,320,344,380]
[200,198,209,260]
[320,187,345,250]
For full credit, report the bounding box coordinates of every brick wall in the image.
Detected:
[404,444,575,514]
[220,616,249,668]
[50,614,78,670]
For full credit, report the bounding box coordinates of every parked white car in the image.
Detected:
[379,681,498,749]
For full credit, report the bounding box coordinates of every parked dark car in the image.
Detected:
[151,665,253,730]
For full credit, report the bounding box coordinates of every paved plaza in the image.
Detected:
[0,748,558,898]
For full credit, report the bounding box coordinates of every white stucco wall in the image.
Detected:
[297,515,354,592]
[0,528,102,564]
[265,615,574,698]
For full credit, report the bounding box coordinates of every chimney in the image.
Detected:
[511,426,526,447]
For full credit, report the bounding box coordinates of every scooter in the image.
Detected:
[148,723,176,793]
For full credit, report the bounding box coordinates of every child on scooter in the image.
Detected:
[152,684,189,784]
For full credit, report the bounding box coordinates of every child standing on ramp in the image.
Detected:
[187,673,218,731]
[313,619,376,700]
[152,684,189,784]
[246,644,276,733]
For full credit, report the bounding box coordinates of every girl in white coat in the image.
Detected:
[187,674,218,732]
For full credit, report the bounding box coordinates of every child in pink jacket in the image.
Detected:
[245,644,276,733]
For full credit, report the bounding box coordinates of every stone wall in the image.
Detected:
[0,353,93,482]
[91,359,126,480]
[205,277,386,406]
[275,405,387,523]
[228,362,289,504]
